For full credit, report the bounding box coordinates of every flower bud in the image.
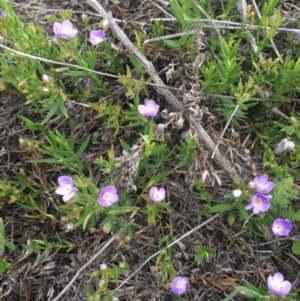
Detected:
[248,181,255,189]
[100,263,107,270]
[232,189,242,198]
[102,19,109,31]
[42,74,50,83]
[287,141,295,151]
[14,43,21,51]
[81,13,89,25]
[66,223,74,231]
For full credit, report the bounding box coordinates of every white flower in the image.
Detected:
[287,141,295,151]
[232,189,242,198]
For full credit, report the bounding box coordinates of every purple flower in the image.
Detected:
[149,187,166,202]
[53,20,78,40]
[171,276,189,295]
[245,193,270,214]
[55,176,78,202]
[253,175,274,194]
[138,99,160,117]
[297,32,300,42]
[267,272,292,296]
[272,219,292,236]
[0,12,6,19]
[89,30,105,45]
[98,186,119,207]
[66,102,75,110]
[80,152,95,163]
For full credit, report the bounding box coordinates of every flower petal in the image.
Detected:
[273,272,284,283]
[57,176,74,187]
[61,20,74,29]
[62,189,76,202]
[53,22,62,36]
[55,186,68,195]
[279,280,292,296]
[137,104,148,116]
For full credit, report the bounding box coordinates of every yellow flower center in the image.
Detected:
[255,198,262,205]
[276,225,283,231]
[104,193,110,200]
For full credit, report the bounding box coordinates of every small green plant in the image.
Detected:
[0,218,16,276]
[23,232,75,263]
[0,0,300,300]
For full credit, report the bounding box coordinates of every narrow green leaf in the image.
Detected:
[41,102,59,125]
[18,115,40,131]
[5,242,16,252]
[108,206,139,215]
[163,40,181,48]
[0,218,5,240]
[57,99,68,119]
[76,136,91,158]
[0,259,7,276]
[211,204,233,213]
[83,212,93,230]
[169,0,184,25]
[262,0,279,16]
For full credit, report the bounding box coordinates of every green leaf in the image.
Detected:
[119,139,131,152]
[292,241,300,255]
[163,39,181,48]
[41,102,59,125]
[75,136,91,158]
[169,0,184,25]
[262,0,279,16]
[182,0,194,14]
[57,99,68,119]
[211,203,233,213]
[108,206,139,215]
[101,216,114,233]
[227,211,235,225]
[235,286,256,299]
[83,212,93,230]
[0,259,7,276]
[195,245,213,265]
[5,242,16,252]
[237,203,249,221]
[18,115,40,131]
[0,218,5,242]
